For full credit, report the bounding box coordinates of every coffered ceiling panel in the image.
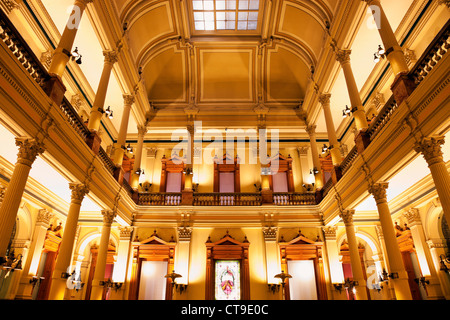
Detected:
[266,45,310,102]
[197,47,255,103]
[143,46,187,103]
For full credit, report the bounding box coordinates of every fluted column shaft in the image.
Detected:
[369,183,412,300]
[339,210,368,300]
[90,210,116,300]
[322,226,346,300]
[113,95,135,166]
[364,0,409,76]
[306,125,324,189]
[414,136,450,225]
[48,183,89,300]
[0,138,45,259]
[336,50,368,131]
[130,126,147,189]
[319,93,342,165]
[48,0,92,77]
[87,51,118,132]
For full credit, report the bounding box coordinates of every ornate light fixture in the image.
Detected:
[310,167,319,175]
[321,144,329,154]
[342,105,352,118]
[1,250,22,272]
[379,268,398,282]
[373,45,385,63]
[126,143,133,154]
[71,47,82,64]
[274,270,292,300]
[29,275,45,290]
[165,270,187,294]
[99,278,123,291]
[105,106,113,119]
[268,283,280,294]
[414,277,430,288]
[439,253,450,273]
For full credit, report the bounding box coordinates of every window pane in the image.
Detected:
[194,12,204,21]
[195,21,205,30]
[238,0,248,10]
[216,0,225,10]
[205,21,215,30]
[204,0,214,10]
[216,11,225,20]
[226,11,235,20]
[226,0,236,9]
[237,21,247,30]
[226,20,235,29]
[204,11,215,21]
[248,21,257,30]
[238,11,248,21]
[248,12,258,20]
[216,20,226,29]
[193,1,203,10]
[249,0,259,10]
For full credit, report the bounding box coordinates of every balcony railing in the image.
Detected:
[138,193,182,206]
[193,193,262,206]
[273,192,316,205]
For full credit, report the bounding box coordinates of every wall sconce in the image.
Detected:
[342,105,352,118]
[99,278,123,292]
[268,283,280,294]
[105,106,114,119]
[71,47,82,64]
[333,283,344,293]
[274,270,292,287]
[135,168,145,175]
[321,144,329,154]
[373,45,385,63]
[310,167,319,175]
[126,143,133,154]
[414,277,430,288]
[165,270,188,294]
[193,183,199,192]
[29,276,45,289]
[253,183,262,192]
[379,268,398,282]
[302,183,315,192]
[139,181,152,192]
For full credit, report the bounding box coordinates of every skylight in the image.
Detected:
[193,0,259,31]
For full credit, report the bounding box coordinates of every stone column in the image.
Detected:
[130,125,148,190]
[368,182,412,300]
[15,209,53,299]
[109,226,133,300]
[414,136,450,225]
[112,95,135,167]
[363,0,415,105]
[322,226,346,300]
[305,125,324,189]
[318,93,342,165]
[404,208,444,299]
[44,0,92,104]
[339,210,368,300]
[174,226,192,299]
[86,51,118,153]
[48,183,89,300]
[0,138,45,261]
[90,210,117,300]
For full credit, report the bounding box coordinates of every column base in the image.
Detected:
[390,72,417,106]
[113,166,125,185]
[181,189,193,205]
[42,73,67,105]
[354,129,371,154]
[85,130,102,155]
[261,189,273,204]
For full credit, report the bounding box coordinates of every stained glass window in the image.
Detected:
[215,260,240,300]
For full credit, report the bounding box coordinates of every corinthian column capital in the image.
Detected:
[414,136,445,166]
[123,94,135,106]
[101,210,117,226]
[69,183,89,204]
[368,182,389,204]
[15,138,45,166]
[103,50,119,65]
[336,49,352,65]
[305,125,317,136]
[318,93,332,106]
[340,209,355,226]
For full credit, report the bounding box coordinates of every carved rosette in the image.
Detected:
[414,136,445,166]
[335,49,351,65]
[69,183,89,205]
[15,138,45,167]
[101,210,117,226]
[339,209,355,227]
[368,182,389,205]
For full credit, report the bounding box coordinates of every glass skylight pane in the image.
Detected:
[248,12,258,20]
[204,11,215,21]
[216,11,225,20]
[194,12,204,20]
[204,0,214,10]
[216,0,225,10]
[248,21,257,30]
[193,1,203,10]
[205,21,215,30]
[238,12,248,21]
[226,11,235,20]
[226,0,236,9]
[249,0,259,10]
[216,20,226,29]
[237,21,247,30]
[226,20,235,29]
[195,21,205,30]
[238,0,248,10]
